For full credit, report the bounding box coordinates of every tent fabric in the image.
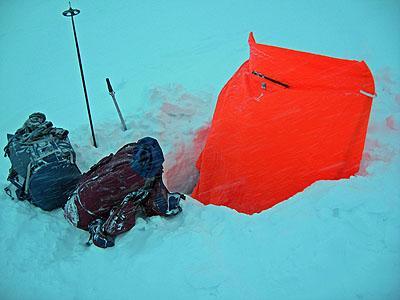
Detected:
[192,33,375,214]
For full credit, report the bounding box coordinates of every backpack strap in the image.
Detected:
[101,177,155,236]
[87,219,115,248]
[5,163,32,201]
[142,176,184,217]
[23,162,32,196]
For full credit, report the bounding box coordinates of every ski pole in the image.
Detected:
[106,78,127,131]
[63,2,98,147]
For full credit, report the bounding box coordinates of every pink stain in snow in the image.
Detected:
[164,124,210,193]
[358,138,395,176]
[395,94,400,106]
[385,115,399,131]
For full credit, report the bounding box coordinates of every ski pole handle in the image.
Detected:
[106,78,114,94]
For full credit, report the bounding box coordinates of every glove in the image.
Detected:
[87,219,115,248]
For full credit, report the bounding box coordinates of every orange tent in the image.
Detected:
[192,33,375,214]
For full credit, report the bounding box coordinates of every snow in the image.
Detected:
[0,0,399,299]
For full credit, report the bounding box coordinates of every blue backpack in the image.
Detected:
[4,113,81,211]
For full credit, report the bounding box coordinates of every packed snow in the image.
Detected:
[0,1,399,299]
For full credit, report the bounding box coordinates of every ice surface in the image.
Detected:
[0,0,399,299]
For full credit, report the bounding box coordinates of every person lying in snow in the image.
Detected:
[64,137,184,248]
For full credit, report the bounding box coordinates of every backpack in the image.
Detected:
[4,112,82,211]
[64,137,183,233]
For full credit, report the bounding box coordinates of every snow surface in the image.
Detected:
[0,0,399,299]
